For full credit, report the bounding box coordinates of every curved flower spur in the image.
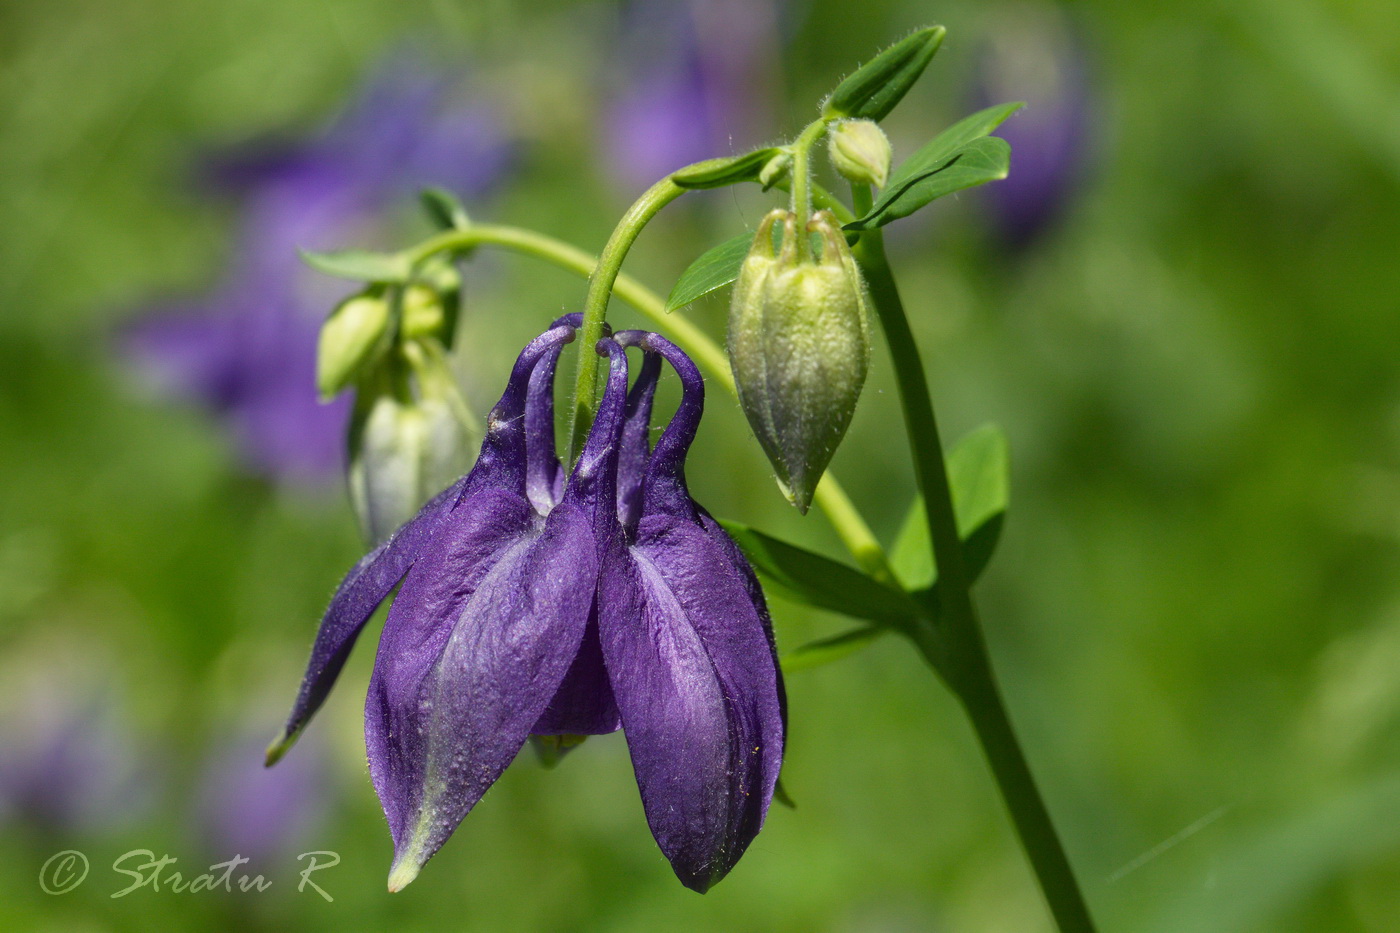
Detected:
[267,316,785,893]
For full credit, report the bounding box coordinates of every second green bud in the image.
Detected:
[728,208,871,513]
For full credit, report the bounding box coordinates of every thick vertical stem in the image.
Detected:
[853,186,1095,932]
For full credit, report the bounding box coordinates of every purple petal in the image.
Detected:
[365,330,629,888]
[198,728,329,865]
[973,8,1094,250]
[531,608,619,735]
[524,342,565,515]
[604,1,782,191]
[601,331,783,891]
[267,474,468,764]
[366,495,597,888]
[270,323,577,764]
[617,350,662,533]
[599,518,784,892]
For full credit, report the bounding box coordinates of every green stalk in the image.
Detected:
[568,177,685,462]
[787,118,833,259]
[851,184,1096,932]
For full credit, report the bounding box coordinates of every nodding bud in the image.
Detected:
[348,346,477,545]
[827,119,892,188]
[727,209,871,513]
[317,291,393,400]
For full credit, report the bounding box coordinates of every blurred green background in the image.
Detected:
[4,0,1400,930]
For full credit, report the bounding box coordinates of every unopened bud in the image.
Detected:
[317,291,392,400]
[827,119,892,188]
[348,351,477,544]
[728,209,871,512]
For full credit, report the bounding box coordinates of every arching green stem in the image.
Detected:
[568,177,686,462]
[788,118,833,258]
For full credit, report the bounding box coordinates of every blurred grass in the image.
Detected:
[4,0,1400,930]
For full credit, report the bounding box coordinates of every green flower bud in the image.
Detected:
[348,344,478,544]
[828,119,893,189]
[728,209,871,512]
[316,291,393,400]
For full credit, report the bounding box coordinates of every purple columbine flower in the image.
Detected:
[268,314,785,893]
[972,5,1094,250]
[122,55,515,482]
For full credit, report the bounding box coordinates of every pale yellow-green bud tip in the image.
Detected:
[828,119,892,189]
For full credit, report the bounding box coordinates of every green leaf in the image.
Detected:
[823,26,946,122]
[891,424,1010,591]
[884,102,1024,193]
[843,136,1011,233]
[781,626,889,674]
[299,248,411,284]
[718,519,919,625]
[671,148,784,189]
[419,187,470,231]
[665,232,753,312]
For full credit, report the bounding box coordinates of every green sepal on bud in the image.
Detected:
[317,291,393,400]
[728,209,871,513]
[828,120,892,188]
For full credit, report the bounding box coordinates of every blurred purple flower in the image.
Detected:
[603,0,786,190]
[973,5,1095,250]
[0,678,151,836]
[123,55,515,482]
[193,725,330,866]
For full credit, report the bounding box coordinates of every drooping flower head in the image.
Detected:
[122,54,514,482]
[269,315,784,893]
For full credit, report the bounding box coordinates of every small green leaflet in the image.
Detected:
[419,187,470,231]
[671,148,783,189]
[844,136,1011,233]
[717,520,919,625]
[781,626,889,674]
[886,102,1023,193]
[665,232,753,312]
[823,26,947,122]
[891,423,1010,592]
[299,248,411,284]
